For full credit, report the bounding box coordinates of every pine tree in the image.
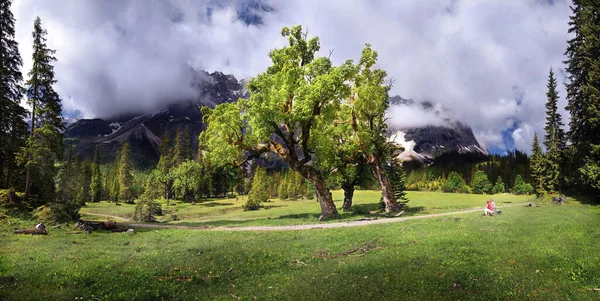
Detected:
[118,142,133,203]
[90,145,103,202]
[79,159,92,205]
[492,176,505,194]
[543,68,564,193]
[173,127,192,167]
[19,17,65,200]
[387,158,408,208]
[278,172,289,200]
[245,167,268,210]
[530,133,546,196]
[471,170,492,194]
[564,1,600,195]
[0,0,28,189]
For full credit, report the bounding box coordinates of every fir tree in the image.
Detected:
[173,127,192,167]
[278,172,289,200]
[79,159,92,205]
[245,167,268,210]
[564,0,600,196]
[543,68,564,193]
[0,0,28,189]
[90,145,103,202]
[19,17,65,200]
[492,176,505,194]
[471,170,492,194]
[118,143,133,203]
[387,158,408,208]
[530,133,546,196]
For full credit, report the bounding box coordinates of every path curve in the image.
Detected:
[80,212,130,222]
[115,203,525,232]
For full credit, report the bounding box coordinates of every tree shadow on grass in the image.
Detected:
[196,202,235,207]
[277,213,320,220]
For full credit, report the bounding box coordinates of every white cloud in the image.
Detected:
[12,0,573,151]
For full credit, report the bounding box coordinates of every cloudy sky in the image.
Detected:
[13,0,573,154]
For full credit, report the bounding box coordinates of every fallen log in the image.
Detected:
[14,228,48,235]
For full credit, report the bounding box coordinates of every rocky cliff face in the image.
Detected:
[65,70,247,168]
[387,96,487,162]
[66,75,486,167]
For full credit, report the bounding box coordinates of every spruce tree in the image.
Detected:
[173,127,192,167]
[90,145,103,202]
[0,0,28,189]
[492,176,505,194]
[118,142,133,204]
[19,17,65,200]
[278,172,289,200]
[564,1,600,195]
[245,167,268,210]
[79,158,92,205]
[530,133,546,196]
[543,68,564,193]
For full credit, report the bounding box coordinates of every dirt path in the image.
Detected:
[80,212,130,222]
[113,203,525,232]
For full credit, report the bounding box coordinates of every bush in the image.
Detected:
[444,172,465,193]
[513,175,534,195]
[33,203,79,223]
[459,184,472,194]
[133,198,162,222]
[243,198,263,211]
[492,176,505,194]
[306,184,315,200]
[471,170,492,194]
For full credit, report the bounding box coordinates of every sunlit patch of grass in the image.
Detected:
[79,191,534,227]
[1,197,599,300]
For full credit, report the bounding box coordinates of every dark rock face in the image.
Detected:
[66,75,485,168]
[387,96,487,161]
[65,71,246,168]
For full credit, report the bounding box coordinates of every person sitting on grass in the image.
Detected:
[484,200,495,216]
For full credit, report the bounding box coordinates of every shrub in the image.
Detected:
[133,198,162,222]
[492,176,505,194]
[33,203,79,223]
[471,170,492,194]
[513,175,534,195]
[444,172,465,193]
[306,184,315,200]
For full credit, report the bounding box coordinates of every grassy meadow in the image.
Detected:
[79,191,534,227]
[1,192,599,300]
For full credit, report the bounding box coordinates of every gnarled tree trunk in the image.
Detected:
[369,157,400,212]
[292,164,338,219]
[341,182,355,211]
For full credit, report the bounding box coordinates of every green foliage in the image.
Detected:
[200,25,363,218]
[33,203,79,223]
[386,158,409,208]
[278,173,289,200]
[444,171,465,193]
[0,0,28,190]
[118,143,133,203]
[471,170,492,194]
[245,167,269,210]
[492,176,505,194]
[171,160,203,201]
[90,145,103,202]
[530,133,546,196]
[513,174,534,195]
[133,198,162,222]
[173,126,193,167]
[19,17,65,199]
[564,1,600,197]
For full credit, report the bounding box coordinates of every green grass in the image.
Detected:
[80,191,533,227]
[1,194,599,300]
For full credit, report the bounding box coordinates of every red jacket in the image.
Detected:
[487,202,494,210]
